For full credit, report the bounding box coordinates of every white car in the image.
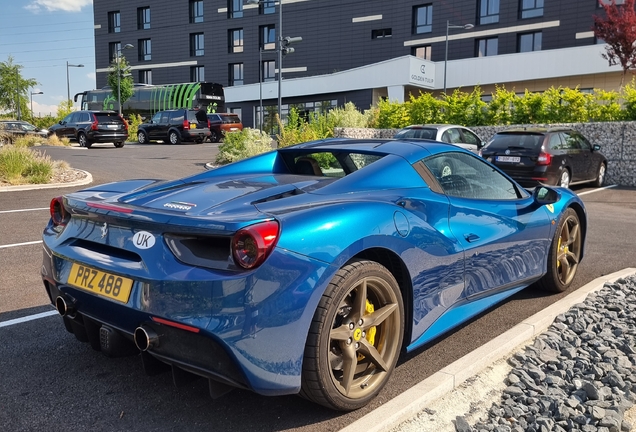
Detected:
[394,124,484,154]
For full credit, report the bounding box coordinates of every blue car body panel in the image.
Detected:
[41,138,587,396]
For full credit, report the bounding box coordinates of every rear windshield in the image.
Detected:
[220,114,241,123]
[282,151,384,178]
[488,133,544,151]
[94,112,123,123]
[395,128,437,140]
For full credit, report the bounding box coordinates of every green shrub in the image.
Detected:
[215,128,273,164]
[374,99,410,129]
[0,145,54,184]
[407,91,445,125]
[442,87,488,126]
[486,86,518,125]
[327,102,373,128]
[127,114,143,142]
[277,108,334,148]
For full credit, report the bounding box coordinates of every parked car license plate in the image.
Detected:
[496,156,521,163]
[67,263,134,303]
[190,123,197,129]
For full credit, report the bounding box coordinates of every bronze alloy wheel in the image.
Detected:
[538,208,582,292]
[300,259,404,411]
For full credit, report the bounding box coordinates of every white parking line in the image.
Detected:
[0,240,43,249]
[0,207,49,214]
[577,184,618,196]
[0,310,58,328]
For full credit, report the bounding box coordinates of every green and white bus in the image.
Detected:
[74,82,224,119]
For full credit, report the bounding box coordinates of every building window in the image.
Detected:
[518,31,542,52]
[262,60,276,82]
[109,42,121,62]
[371,28,392,39]
[191,66,205,82]
[260,0,276,14]
[598,0,625,6]
[229,63,244,86]
[139,70,152,84]
[229,0,243,18]
[479,0,499,25]
[520,0,543,18]
[108,11,120,33]
[413,45,432,60]
[137,7,151,30]
[413,4,433,34]
[477,37,498,56]
[190,0,204,23]
[229,29,244,53]
[138,39,151,61]
[260,25,276,50]
[190,33,205,57]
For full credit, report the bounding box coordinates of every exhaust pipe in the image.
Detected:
[134,325,159,351]
[55,295,76,318]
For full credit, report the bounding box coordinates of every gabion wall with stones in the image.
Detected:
[334,123,636,187]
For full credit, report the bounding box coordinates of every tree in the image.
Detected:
[106,55,134,111]
[593,0,636,85]
[0,56,37,119]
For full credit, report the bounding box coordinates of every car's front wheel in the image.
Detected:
[593,163,606,187]
[168,131,180,145]
[114,142,125,148]
[537,208,582,293]
[300,259,404,411]
[77,132,88,148]
[137,131,148,144]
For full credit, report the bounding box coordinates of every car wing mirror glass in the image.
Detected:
[59,121,64,125]
[533,186,560,205]
[593,144,601,151]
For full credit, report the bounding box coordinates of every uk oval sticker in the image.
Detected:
[132,231,156,249]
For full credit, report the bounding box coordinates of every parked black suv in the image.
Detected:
[48,110,128,148]
[480,127,607,188]
[137,109,211,144]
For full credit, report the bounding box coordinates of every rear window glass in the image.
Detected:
[395,128,437,140]
[220,114,241,123]
[285,152,384,178]
[488,133,544,151]
[170,111,185,123]
[94,112,123,122]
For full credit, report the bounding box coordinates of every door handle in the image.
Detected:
[464,233,480,243]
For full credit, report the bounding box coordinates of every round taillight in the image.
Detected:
[50,196,69,226]
[232,221,279,269]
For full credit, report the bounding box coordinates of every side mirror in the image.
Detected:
[533,186,560,205]
[593,144,601,152]
[59,121,65,125]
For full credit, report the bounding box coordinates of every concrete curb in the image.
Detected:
[340,268,636,432]
[0,169,93,192]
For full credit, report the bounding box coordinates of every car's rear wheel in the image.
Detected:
[593,163,606,187]
[300,259,404,411]
[210,130,219,143]
[138,131,148,144]
[114,142,125,148]
[168,131,180,145]
[537,208,581,293]
[77,132,87,148]
[557,169,570,188]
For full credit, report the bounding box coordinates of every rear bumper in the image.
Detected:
[87,131,128,143]
[41,233,333,396]
[181,129,210,142]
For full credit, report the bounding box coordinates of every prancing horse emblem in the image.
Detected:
[100,222,108,239]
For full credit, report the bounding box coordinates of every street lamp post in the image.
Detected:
[30,91,43,120]
[116,44,134,116]
[247,0,283,122]
[258,48,264,131]
[66,61,85,105]
[443,20,474,94]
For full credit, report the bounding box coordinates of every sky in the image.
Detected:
[0,0,96,117]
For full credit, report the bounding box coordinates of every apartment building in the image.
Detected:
[93,0,621,127]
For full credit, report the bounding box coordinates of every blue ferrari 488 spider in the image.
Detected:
[41,138,586,410]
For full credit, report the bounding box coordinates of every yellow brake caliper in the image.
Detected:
[357,300,377,361]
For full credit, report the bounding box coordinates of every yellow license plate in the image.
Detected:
[67,263,134,303]
[190,123,197,129]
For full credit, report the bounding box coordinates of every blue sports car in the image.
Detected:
[41,138,586,411]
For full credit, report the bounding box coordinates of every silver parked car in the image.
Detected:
[394,124,484,153]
